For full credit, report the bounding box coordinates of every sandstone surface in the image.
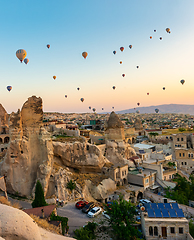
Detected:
[0,96,53,197]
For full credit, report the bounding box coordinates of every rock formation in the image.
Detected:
[53,141,107,172]
[134,117,143,131]
[0,96,53,197]
[105,111,125,142]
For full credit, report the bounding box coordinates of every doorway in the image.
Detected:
[161,227,167,238]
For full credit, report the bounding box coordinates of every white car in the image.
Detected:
[87,207,102,218]
[139,199,151,205]
[102,211,110,219]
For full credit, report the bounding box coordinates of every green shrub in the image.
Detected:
[66,180,76,191]
[50,212,68,235]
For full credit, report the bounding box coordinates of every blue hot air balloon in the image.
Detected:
[7,86,12,92]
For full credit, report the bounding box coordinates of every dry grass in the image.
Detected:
[161,129,194,135]
[30,214,61,235]
[0,196,21,209]
[53,162,63,173]
[71,173,108,187]
[52,136,85,143]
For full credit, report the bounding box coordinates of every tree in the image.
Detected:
[32,180,47,208]
[74,222,97,240]
[66,180,76,192]
[104,195,140,240]
[178,127,186,132]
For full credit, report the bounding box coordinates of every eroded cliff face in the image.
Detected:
[0,96,53,197]
[53,141,108,172]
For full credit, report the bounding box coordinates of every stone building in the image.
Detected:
[105,111,125,142]
[0,104,9,152]
[141,202,192,240]
[134,118,144,136]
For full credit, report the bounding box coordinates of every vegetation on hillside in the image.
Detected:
[32,180,47,208]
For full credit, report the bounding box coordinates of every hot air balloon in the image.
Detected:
[136,110,140,113]
[122,74,125,77]
[53,76,56,80]
[77,87,80,91]
[80,98,84,102]
[120,47,124,52]
[112,107,114,109]
[24,58,29,65]
[163,87,165,90]
[92,108,96,112]
[137,102,140,106]
[16,49,27,63]
[150,36,152,39]
[113,86,116,90]
[120,61,122,64]
[134,108,136,110]
[47,44,50,49]
[160,37,162,40]
[180,79,185,85]
[147,93,149,95]
[89,106,91,110]
[169,31,171,34]
[166,28,170,33]
[102,108,104,110]
[65,95,67,98]
[113,50,116,55]
[82,52,88,59]
[7,86,12,92]
[137,66,139,68]
[155,108,159,113]
[129,45,132,49]
[154,30,156,32]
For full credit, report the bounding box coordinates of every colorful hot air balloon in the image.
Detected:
[24,58,29,65]
[154,30,156,32]
[150,36,152,39]
[137,102,140,106]
[136,66,139,68]
[147,93,149,95]
[47,44,50,49]
[77,87,80,91]
[120,61,122,64]
[163,87,165,90]
[180,79,185,85]
[155,108,159,113]
[122,74,125,77]
[166,28,170,33]
[120,47,124,52]
[53,76,56,80]
[65,95,67,98]
[80,98,84,102]
[160,37,162,40]
[82,52,88,59]
[113,86,116,90]
[113,50,116,55]
[16,49,27,63]
[129,45,132,49]
[7,86,12,92]
[92,108,96,112]
[136,110,140,113]
[89,106,91,109]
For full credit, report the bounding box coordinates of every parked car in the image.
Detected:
[87,207,102,218]
[102,211,110,219]
[82,202,95,213]
[75,201,88,209]
[139,199,151,205]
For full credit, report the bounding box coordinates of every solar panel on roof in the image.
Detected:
[158,203,165,209]
[168,209,177,218]
[176,209,184,218]
[154,209,162,218]
[151,203,158,209]
[164,203,171,209]
[147,209,155,218]
[161,209,170,218]
[171,203,179,209]
[144,203,151,210]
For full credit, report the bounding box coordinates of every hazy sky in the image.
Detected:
[1,0,194,113]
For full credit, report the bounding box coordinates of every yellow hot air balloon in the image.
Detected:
[166,28,170,33]
[16,49,27,63]
[82,52,88,59]
[53,76,56,80]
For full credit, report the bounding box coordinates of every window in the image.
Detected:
[125,170,126,175]
[87,145,89,150]
[179,227,183,234]
[145,179,149,183]
[185,162,187,165]
[181,138,183,141]
[170,227,175,234]
[154,226,158,236]
[164,176,166,180]
[169,175,171,179]
[149,226,153,236]
[175,144,177,147]
[177,138,179,141]
[179,153,181,157]
[189,154,191,158]
[191,154,193,158]
[122,171,124,176]
[183,153,185,157]
[182,162,184,165]
[152,176,154,181]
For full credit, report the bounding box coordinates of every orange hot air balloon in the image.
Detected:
[120,61,122,64]
[47,44,50,49]
[82,52,88,59]
[150,36,152,39]
[129,45,132,49]
[16,49,27,63]
[120,47,124,52]
[53,76,56,80]
[80,98,84,102]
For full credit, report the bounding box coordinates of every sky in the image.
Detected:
[1,0,194,113]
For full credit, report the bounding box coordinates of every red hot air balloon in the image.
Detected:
[137,102,140,106]
[122,74,125,77]
[47,44,50,49]
[147,93,149,95]
[120,47,124,52]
